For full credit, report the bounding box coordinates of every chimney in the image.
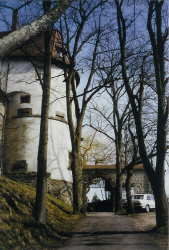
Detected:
[12,9,18,31]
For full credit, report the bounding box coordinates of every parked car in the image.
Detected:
[123,194,155,212]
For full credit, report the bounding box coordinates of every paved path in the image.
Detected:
[58,212,168,250]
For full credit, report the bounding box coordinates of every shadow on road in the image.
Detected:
[71,230,153,236]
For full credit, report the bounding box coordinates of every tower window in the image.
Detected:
[12,160,27,172]
[18,108,32,117]
[55,46,63,57]
[20,95,31,104]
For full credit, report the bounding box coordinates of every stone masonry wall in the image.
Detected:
[83,168,152,195]
[130,169,152,194]
[4,172,73,206]
[4,167,152,208]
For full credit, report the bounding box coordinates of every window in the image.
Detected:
[134,195,144,200]
[147,195,151,200]
[20,95,30,104]
[55,46,63,57]
[12,160,27,172]
[18,108,32,117]
[55,46,68,61]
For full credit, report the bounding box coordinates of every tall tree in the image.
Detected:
[115,0,168,227]
[33,1,51,225]
[87,78,131,211]
[60,0,107,213]
[123,121,137,214]
[109,82,130,211]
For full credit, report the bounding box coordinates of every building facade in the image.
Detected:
[0,30,75,205]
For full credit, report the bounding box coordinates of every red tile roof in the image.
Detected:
[0,30,68,63]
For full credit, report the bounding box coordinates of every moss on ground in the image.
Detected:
[0,177,80,249]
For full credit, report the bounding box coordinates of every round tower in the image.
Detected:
[0,30,74,204]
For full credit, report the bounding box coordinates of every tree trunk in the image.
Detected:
[115,132,123,211]
[153,174,168,228]
[0,0,73,59]
[65,72,83,213]
[125,169,134,214]
[146,1,168,227]
[33,1,51,225]
[115,172,122,211]
[115,0,168,227]
[72,140,83,213]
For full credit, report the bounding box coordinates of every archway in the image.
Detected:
[83,169,116,212]
[86,177,113,212]
[83,164,153,212]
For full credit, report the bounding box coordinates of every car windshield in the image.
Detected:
[133,195,144,199]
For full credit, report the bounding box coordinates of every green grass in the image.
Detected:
[0,177,81,249]
[152,226,168,234]
[114,208,127,215]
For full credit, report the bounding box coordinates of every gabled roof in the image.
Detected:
[0,30,81,86]
[0,30,68,63]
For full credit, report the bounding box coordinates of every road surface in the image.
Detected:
[58,212,168,250]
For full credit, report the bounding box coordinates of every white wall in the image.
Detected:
[2,58,73,182]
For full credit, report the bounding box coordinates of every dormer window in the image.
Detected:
[20,95,31,104]
[55,46,63,57]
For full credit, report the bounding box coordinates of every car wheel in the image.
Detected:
[145,205,149,213]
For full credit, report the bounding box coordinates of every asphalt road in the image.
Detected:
[58,212,168,250]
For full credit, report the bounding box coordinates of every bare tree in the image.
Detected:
[32,1,52,225]
[87,78,131,211]
[115,0,168,227]
[81,130,114,165]
[123,120,137,214]
[59,0,107,213]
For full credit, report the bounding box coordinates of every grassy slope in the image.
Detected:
[0,177,80,249]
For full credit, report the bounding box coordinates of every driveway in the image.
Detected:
[57,212,168,250]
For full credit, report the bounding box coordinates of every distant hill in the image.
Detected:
[0,177,80,249]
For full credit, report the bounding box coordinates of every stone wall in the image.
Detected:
[47,179,73,206]
[4,172,73,206]
[4,167,152,208]
[83,168,152,195]
[130,169,152,194]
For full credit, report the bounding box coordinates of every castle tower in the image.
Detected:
[0,30,75,204]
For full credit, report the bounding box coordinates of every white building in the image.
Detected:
[0,30,76,203]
